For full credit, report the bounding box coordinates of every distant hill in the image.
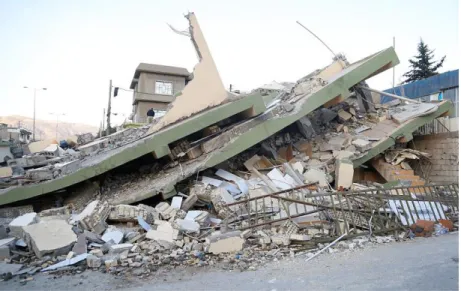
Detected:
[0,115,98,141]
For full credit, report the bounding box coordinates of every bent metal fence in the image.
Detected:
[223,183,459,238]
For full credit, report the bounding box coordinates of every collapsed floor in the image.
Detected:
[0,12,458,284]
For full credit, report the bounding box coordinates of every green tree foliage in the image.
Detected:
[402,39,445,84]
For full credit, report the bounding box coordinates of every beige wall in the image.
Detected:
[412,132,459,183]
[134,101,168,123]
[134,72,186,104]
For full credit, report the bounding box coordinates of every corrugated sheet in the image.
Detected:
[381,70,459,103]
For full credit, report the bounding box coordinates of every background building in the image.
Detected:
[130,63,190,123]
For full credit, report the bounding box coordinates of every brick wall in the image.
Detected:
[411,131,459,183]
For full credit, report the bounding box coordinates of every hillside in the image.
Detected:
[0,115,98,141]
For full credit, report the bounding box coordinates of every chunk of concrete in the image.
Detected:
[206,231,244,254]
[0,225,7,239]
[337,109,352,122]
[145,222,178,243]
[181,193,198,211]
[296,116,317,139]
[0,167,12,178]
[108,204,147,222]
[352,139,371,152]
[109,243,133,255]
[155,202,177,220]
[86,254,102,268]
[72,234,87,255]
[328,136,349,151]
[9,212,39,238]
[75,200,110,235]
[304,169,328,187]
[0,237,15,247]
[23,219,77,258]
[176,219,200,233]
[101,230,124,244]
[335,159,354,190]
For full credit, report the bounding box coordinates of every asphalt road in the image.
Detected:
[2,233,459,290]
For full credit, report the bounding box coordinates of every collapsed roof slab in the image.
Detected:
[106,47,401,205]
[0,94,265,206]
[352,100,453,168]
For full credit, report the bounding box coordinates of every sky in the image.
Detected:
[0,0,458,127]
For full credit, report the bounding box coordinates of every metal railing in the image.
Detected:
[223,183,459,239]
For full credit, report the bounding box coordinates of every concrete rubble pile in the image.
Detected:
[0,126,151,189]
[0,12,458,284]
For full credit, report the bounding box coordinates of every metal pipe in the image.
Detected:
[357,86,420,104]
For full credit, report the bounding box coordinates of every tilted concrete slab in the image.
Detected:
[0,94,265,206]
[148,12,229,133]
[105,47,403,204]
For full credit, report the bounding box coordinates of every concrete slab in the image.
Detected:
[8,212,39,238]
[23,219,77,258]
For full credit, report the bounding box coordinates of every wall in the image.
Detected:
[411,131,459,183]
[134,72,186,104]
[134,101,168,123]
[0,146,13,163]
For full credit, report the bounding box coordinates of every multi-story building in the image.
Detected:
[130,63,190,123]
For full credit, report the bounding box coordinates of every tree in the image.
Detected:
[402,39,446,84]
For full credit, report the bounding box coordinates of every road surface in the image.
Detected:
[2,233,458,290]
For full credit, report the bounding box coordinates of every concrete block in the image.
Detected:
[0,205,34,219]
[109,243,133,255]
[206,231,244,254]
[75,200,110,235]
[72,234,87,255]
[328,136,349,151]
[23,219,77,258]
[181,193,198,211]
[155,202,176,220]
[146,222,178,243]
[9,212,39,238]
[337,109,352,122]
[108,204,147,222]
[101,230,124,244]
[0,167,12,178]
[171,196,183,209]
[335,159,354,190]
[86,254,102,268]
[176,219,200,233]
[304,169,328,187]
[352,139,371,152]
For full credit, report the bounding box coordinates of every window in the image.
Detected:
[155,81,173,95]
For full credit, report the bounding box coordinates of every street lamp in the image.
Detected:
[23,86,47,141]
[49,112,65,141]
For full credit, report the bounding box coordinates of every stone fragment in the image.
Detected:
[146,222,178,243]
[101,230,124,244]
[75,200,110,235]
[72,234,87,255]
[296,116,316,139]
[176,219,200,233]
[304,169,328,187]
[9,213,39,238]
[108,205,147,222]
[89,249,104,257]
[271,235,290,246]
[206,231,244,254]
[337,109,352,122]
[352,139,371,152]
[86,254,102,268]
[328,136,348,151]
[155,202,177,220]
[335,159,354,190]
[39,206,70,217]
[104,259,118,268]
[109,243,133,255]
[289,234,311,241]
[23,219,77,258]
[83,230,105,244]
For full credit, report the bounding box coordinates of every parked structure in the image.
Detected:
[381,70,459,133]
[130,63,190,123]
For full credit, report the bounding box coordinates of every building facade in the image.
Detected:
[130,63,190,123]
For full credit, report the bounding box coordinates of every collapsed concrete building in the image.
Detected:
[0,12,458,281]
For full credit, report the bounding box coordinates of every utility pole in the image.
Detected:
[392,36,396,88]
[23,86,47,141]
[101,108,105,137]
[49,112,65,141]
[106,80,112,136]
